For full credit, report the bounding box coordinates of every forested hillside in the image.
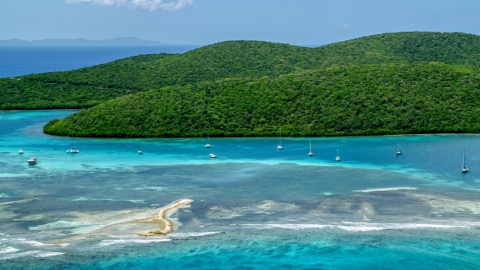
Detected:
[44,63,480,137]
[3,32,480,109]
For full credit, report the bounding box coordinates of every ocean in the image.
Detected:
[1,49,480,269]
[0,45,199,78]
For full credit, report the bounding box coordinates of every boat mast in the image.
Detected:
[279,129,282,146]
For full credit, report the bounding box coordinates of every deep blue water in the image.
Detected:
[0,45,199,78]
[1,110,480,269]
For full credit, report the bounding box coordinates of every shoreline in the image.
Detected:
[40,130,480,139]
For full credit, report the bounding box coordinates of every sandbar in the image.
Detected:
[52,199,193,244]
[138,199,193,236]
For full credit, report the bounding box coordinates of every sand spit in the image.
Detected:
[137,199,193,237]
[52,199,193,244]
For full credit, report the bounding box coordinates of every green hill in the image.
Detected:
[43,63,480,137]
[3,31,480,109]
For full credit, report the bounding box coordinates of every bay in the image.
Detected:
[1,110,480,269]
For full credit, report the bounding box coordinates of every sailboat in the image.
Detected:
[28,157,37,165]
[277,129,283,150]
[205,131,211,148]
[66,132,80,154]
[18,144,24,154]
[308,140,313,156]
[462,149,469,173]
[138,142,142,154]
[396,144,402,155]
[335,148,341,162]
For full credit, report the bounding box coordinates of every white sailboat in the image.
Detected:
[209,153,217,158]
[205,131,211,148]
[462,149,469,173]
[138,142,142,154]
[66,132,80,154]
[396,144,402,155]
[335,148,341,162]
[308,140,313,156]
[277,129,283,150]
[18,144,24,154]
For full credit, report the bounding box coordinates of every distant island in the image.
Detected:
[0,37,179,46]
[1,31,480,137]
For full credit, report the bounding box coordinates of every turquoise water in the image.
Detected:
[1,110,480,269]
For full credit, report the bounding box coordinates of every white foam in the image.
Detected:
[97,238,171,247]
[35,252,65,258]
[12,238,47,247]
[169,232,222,238]
[0,199,34,205]
[128,200,146,204]
[338,223,471,231]
[134,187,165,191]
[0,250,42,260]
[238,222,472,232]
[355,187,417,193]
[71,197,113,202]
[239,224,334,230]
[338,226,385,232]
[0,247,20,254]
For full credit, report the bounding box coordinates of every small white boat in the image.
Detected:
[462,149,469,173]
[66,133,79,154]
[66,147,79,154]
[308,140,313,156]
[335,148,341,162]
[277,129,283,150]
[18,147,24,154]
[28,157,37,165]
[205,131,211,148]
[138,143,142,154]
[209,153,217,158]
[396,144,402,155]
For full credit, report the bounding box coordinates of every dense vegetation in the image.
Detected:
[44,63,480,137]
[3,32,480,109]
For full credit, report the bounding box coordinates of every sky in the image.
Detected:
[1,0,480,46]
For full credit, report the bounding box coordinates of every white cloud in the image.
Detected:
[65,0,193,11]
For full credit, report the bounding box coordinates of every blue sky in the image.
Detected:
[1,0,479,45]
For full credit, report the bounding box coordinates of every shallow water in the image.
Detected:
[1,110,480,269]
